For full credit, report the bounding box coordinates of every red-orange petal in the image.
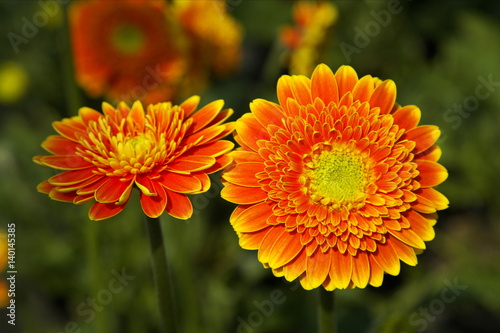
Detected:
[405,125,440,153]
[95,177,133,203]
[187,99,224,134]
[168,156,216,172]
[48,168,96,186]
[140,181,167,218]
[186,140,234,158]
[41,135,79,155]
[89,201,128,221]
[258,225,286,264]
[37,155,90,170]
[158,172,202,194]
[164,189,192,220]
[351,251,370,288]
[330,249,352,289]
[372,241,400,276]
[239,227,271,250]
[180,95,200,117]
[250,99,285,129]
[335,65,358,98]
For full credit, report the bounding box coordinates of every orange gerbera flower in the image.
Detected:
[34,97,234,221]
[174,0,243,94]
[70,0,184,105]
[221,64,448,290]
[279,1,337,76]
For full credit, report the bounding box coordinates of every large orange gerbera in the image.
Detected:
[221,64,448,290]
[34,97,234,221]
[70,0,184,105]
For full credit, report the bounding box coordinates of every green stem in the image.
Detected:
[318,288,336,333]
[85,220,106,333]
[145,215,178,333]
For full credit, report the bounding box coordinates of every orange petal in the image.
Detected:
[41,135,79,154]
[415,145,441,162]
[221,183,268,204]
[352,75,375,103]
[388,228,425,249]
[79,106,102,126]
[250,99,285,129]
[306,247,331,289]
[37,180,55,194]
[135,174,158,196]
[181,125,224,147]
[239,227,271,250]
[232,201,274,232]
[414,187,448,210]
[158,172,202,194]
[38,155,90,170]
[140,182,167,218]
[230,150,262,163]
[258,225,286,264]
[52,118,85,141]
[371,241,400,276]
[311,63,339,105]
[89,201,128,221]
[405,125,441,153]
[335,65,358,98]
[367,254,384,287]
[49,188,78,202]
[392,105,421,130]
[351,251,370,288]
[390,235,418,266]
[235,113,269,152]
[369,79,396,115]
[95,177,134,204]
[180,95,200,117]
[201,154,233,174]
[168,156,216,172]
[187,99,224,134]
[268,231,303,268]
[129,101,145,131]
[330,249,352,289]
[186,140,234,158]
[406,209,435,241]
[48,168,96,186]
[164,189,192,220]
[277,75,295,114]
[416,160,448,187]
[77,177,107,195]
[290,76,312,106]
[223,162,264,187]
[283,247,307,281]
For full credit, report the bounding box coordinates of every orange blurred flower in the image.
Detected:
[70,0,185,105]
[221,64,448,290]
[280,1,337,76]
[34,98,234,221]
[174,0,243,93]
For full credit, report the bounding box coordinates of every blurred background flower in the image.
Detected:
[1,0,500,332]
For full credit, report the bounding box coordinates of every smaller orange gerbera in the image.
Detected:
[70,0,185,105]
[280,1,338,76]
[34,97,234,221]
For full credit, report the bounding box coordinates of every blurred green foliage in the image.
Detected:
[1,1,500,332]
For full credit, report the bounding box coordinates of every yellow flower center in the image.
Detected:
[303,145,370,209]
[111,24,145,55]
[110,134,158,175]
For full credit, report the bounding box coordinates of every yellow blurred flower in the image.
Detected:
[280,1,338,76]
[0,62,29,104]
